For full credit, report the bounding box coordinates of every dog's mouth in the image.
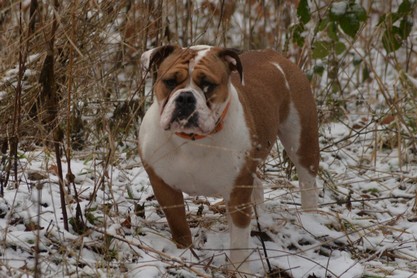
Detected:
[171,107,199,127]
[165,109,207,135]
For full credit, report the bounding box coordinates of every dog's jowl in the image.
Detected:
[138,45,319,274]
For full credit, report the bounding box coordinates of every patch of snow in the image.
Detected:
[331,2,348,16]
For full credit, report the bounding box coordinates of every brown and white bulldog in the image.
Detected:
[138,45,319,274]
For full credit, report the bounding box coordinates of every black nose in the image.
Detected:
[175,91,196,107]
[171,91,198,126]
[173,91,196,120]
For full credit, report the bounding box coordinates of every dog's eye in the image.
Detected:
[200,80,217,94]
[163,79,177,90]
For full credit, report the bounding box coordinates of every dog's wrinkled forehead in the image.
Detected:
[188,45,212,69]
[141,45,243,84]
[141,45,212,72]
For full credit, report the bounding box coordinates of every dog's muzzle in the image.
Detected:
[170,91,199,128]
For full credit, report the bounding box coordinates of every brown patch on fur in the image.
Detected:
[143,164,192,248]
[231,50,292,162]
[154,48,196,102]
[227,167,255,228]
[231,49,319,176]
[273,55,319,176]
[297,100,319,176]
[191,55,230,104]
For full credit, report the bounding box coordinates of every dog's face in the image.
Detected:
[141,45,242,136]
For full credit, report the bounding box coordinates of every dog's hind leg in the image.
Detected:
[278,102,319,211]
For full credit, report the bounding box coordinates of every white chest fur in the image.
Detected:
[139,85,251,199]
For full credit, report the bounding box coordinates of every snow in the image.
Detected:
[331,2,348,16]
[6,134,416,277]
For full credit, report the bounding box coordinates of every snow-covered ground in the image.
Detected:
[0,116,416,277]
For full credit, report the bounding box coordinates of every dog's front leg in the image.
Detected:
[146,167,192,248]
[226,179,253,275]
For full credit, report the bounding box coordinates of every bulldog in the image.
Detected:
[138,45,319,274]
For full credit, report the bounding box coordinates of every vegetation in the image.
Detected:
[0,0,416,277]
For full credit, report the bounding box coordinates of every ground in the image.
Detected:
[0,119,416,277]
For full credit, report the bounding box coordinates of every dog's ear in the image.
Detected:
[218,48,243,84]
[141,45,177,72]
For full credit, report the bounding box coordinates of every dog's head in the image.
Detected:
[141,45,243,137]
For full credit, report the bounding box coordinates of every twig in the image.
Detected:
[34,182,42,278]
[54,129,69,231]
[253,205,272,273]
[65,0,77,195]
[282,195,414,208]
